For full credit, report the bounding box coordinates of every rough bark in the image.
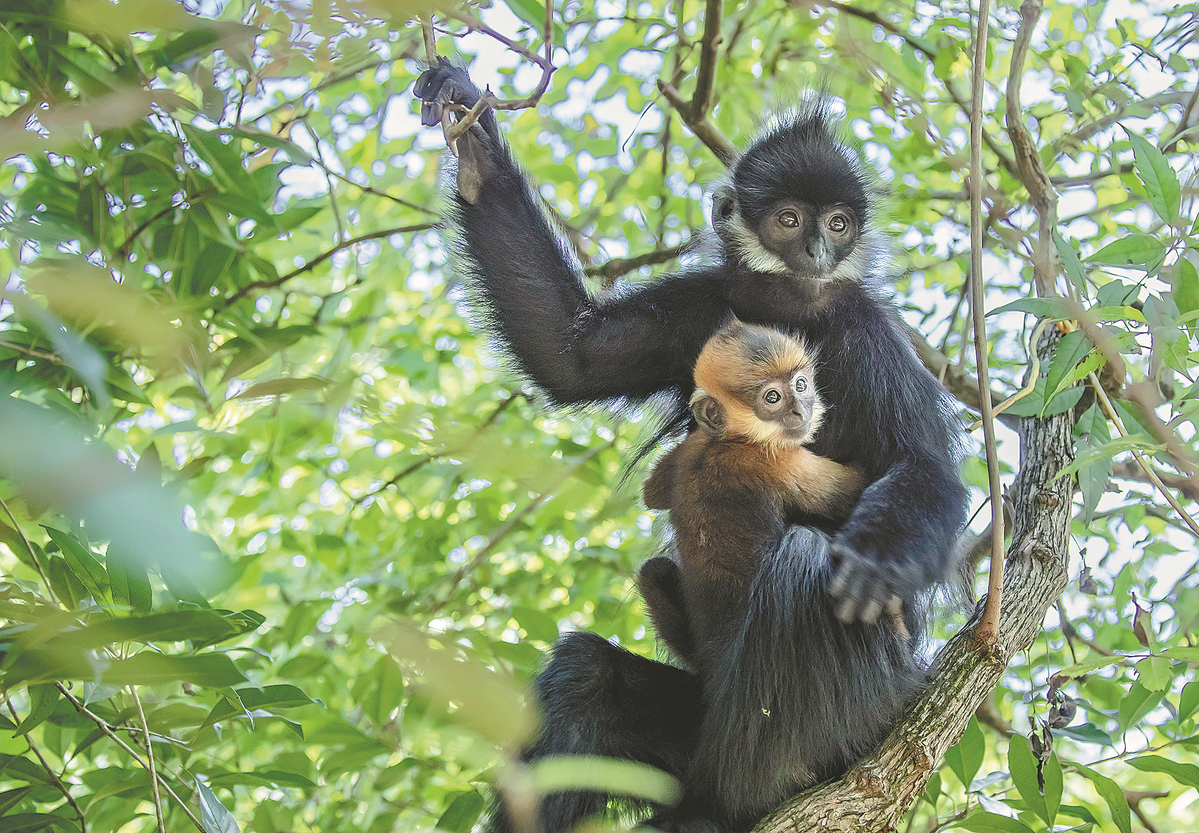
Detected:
[759,328,1074,832]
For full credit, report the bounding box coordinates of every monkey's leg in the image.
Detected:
[636,555,699,667]
[490,631,702,833]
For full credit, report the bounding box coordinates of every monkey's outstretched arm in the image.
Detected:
[414,61,725,407]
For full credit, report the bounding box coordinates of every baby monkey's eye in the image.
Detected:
[794,378,808,393]
[764,389,782,404]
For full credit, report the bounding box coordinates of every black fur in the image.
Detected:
[415,60,967,833]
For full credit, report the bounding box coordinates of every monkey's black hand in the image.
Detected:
[414,58,478,126]
[413,59,501,204]
[828,543,915,626]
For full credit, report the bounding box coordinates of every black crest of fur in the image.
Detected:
[733,103,872,227]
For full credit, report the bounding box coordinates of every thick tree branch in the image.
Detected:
[652,0,736,164]
[1005,0,1061,297]
[760,327,1074,832]
[691,0,723,117]
[657,78,736,164]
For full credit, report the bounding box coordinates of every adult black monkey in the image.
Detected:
[415,60,967,832]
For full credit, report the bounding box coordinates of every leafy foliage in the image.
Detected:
[0,0,1197,831]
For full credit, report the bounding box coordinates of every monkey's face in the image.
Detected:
[754,200,860,279]
[713,104,878,283]
[753,366,821,443]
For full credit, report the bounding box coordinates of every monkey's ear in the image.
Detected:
[712,184,736,231]
[692,392,724,436]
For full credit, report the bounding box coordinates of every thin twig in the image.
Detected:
[1005,0,1060,296]
[55,683,205,832]
[5,697,86,830]
[131,687,165,833]
[583,242,689,284]
[969,0,1003,642]
[439,4,557,143]
[1087,372,1199,538]
[349,394,520,512]
[427,438,617,615]
[0,496,55,602]
[221,223,433,307]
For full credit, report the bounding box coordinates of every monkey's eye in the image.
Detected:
[764,389,782,405]
[777,210,800,228]
[828,214,848,233]
[794,377,808,393]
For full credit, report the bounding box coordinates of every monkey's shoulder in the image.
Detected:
[672,436,796,504]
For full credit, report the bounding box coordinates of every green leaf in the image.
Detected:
[986,297,1075,319]
[1128,755,1199,790]
[1119,682,1165,733]
[1073,763,1131,833]
[1058,653,1128,677]
[1043,386,1085,417]
[1054,232,1089,298]
[530,755,680,805]
[1136,655,1173,691]
[1181,680,1199,722]
[949,811,1036,833]
[363,654,406,727]
[514,605,560,643]
[502,0,565,45]
[1088,234,1167,271]
[1075,435,1112,525]
[233,376,330,399]
[56,610,255,651]
[1126,130,1182,224]
[943,717,985,790]
[13,684,58,735]
[104,652,246,688]
[1042,330,1089,410]
[0,813,78,832]
[196,778,242,833]
[1095,279,1140,307]
[1173,257,1199,317]
[1043,752,1063,828]
[109,552,153,614]
[0,755,54,786]
[435,791,485,833]
[1056,723,1114,747]
[43,526,110,603]
[1006,734,1047,826]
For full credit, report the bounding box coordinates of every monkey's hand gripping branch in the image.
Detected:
[414,59,498,204]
